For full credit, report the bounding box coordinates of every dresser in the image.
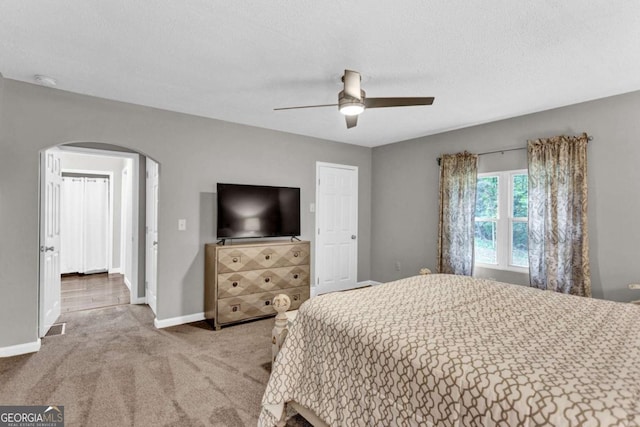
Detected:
[205,240,311,330]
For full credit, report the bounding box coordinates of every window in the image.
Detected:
[474,170,528,271]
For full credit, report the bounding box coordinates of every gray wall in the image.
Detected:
[0,79,372,348]
[0,73,4,124]
[372,90,640,303]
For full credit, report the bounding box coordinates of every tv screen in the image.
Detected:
[217,183,301,239]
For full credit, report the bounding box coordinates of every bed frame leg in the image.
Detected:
[272,294,291,364]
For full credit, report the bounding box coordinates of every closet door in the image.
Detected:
[61,177,85,274]
[83,178,109,273]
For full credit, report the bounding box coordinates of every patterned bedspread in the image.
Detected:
[259,274,640,426]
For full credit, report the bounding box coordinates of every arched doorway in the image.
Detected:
[38,142,159,336]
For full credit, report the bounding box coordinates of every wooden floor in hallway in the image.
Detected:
[61,272,130,313]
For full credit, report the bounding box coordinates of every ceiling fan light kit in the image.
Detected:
[339,105,364,116]
[338,90,365,116]
[275,69,435,129]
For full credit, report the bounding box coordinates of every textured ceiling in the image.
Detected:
[1,1,640,147]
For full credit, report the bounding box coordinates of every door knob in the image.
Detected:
[351,235,357,240]
[40,246,55,252]
[153,241,158,246]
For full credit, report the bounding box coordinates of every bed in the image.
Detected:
[259,274,640,426]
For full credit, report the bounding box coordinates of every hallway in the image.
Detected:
[61,273,130,313]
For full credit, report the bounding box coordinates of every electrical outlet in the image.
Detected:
[178,219,187,231]
[394,261,401,272]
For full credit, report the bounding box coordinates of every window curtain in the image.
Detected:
[437,151,478,275]
[527,133,591,297]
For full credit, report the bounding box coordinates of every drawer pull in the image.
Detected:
[264,300,271,306]
[231,305,240,312]
[265,254,271,260]
[232,257,239,263]
[294,252,299,258]
[232,282,238,287]
[293,274,299,279]
[264,277,271,283]
[293,294,300,301]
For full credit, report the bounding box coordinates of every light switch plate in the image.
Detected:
[178,219,187,231]
[309,203,315,213]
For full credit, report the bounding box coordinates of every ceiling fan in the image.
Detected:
[274,69,435,129]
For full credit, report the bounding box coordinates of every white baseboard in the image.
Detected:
[109,267,122,274]
[130,295,147,304]
[124,277,146,303]
[0,339,41,358]
[358,280,383,287]
[154,312,205,329]
[311,280,383,297]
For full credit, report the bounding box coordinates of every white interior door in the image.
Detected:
[83,177,109,273]
[61,177,84,274]
[145,158,159,315]
[315,162,358,295]
[40,150,62,337]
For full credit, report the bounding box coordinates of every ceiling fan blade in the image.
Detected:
[345,115,358,129]
[364,97,435,109]
[274,103,338,111]
[343,70,361,100]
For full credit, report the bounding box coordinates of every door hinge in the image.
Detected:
[146,171,149,178]
[318,178,320,185]
[317,228,320,235]
[317,277,319,285]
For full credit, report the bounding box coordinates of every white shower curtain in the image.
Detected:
[61,176,109,274]
[61,177,84,274]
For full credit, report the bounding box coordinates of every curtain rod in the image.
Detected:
[436,135,593,166]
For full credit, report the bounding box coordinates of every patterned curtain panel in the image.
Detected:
[437,151,478,275]
[527,133,591,297]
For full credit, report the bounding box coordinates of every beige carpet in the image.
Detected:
[0,305,310,426]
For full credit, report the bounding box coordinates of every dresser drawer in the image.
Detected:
[217,243,310,273]
[217,286,310,325]
[217,265,310,299]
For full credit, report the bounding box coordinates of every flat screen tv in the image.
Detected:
[217,183,301,239]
